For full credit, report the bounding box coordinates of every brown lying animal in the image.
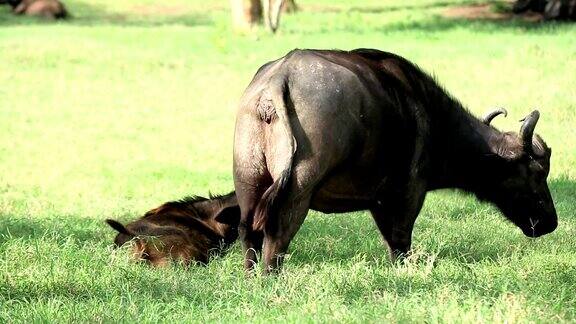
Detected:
[106,192,240,266]
[10,0,68,19]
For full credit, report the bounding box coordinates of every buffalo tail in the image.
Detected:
[253,76,296,231]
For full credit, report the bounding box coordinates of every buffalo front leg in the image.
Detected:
[370,182,426,261]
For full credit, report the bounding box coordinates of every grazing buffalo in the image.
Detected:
[513,0,576,20]
[8,0,68,19]
[106,192,239,266]
[233,48,557,273]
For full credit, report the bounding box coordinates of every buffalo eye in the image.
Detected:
[529,162,546,181]
[534,171,547,183]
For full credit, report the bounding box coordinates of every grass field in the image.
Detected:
[1,0,576,322]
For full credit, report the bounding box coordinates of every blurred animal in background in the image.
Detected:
[106,192,240,267]
[513,0,576,20]
[230,0,296,33]
[4,0,68,19]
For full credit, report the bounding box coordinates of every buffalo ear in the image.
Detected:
[106,219,132,235]
[214,206,241,226]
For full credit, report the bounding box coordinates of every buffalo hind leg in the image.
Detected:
[236,181,267,272]
[370,182,426,261]
[262,195,311,274]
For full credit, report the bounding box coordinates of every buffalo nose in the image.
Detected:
[533,219,558,237]
[547,219,558,233]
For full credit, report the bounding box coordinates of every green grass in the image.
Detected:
[1,0,576,322]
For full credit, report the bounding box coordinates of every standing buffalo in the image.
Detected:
[513,0,576,20]
[106,192,239,266]
[233,48,557,273]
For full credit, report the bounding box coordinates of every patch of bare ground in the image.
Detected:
[442,3,543,22]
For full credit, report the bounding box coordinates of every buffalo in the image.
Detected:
[106,192,239,266]
[7,0,68,19]
[513,0,576,20]
[233,48,557,273]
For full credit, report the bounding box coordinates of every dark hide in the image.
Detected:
[513,0,576,20]
[106,192,240,266]
[233,48,558,273]
[513,0,548,13]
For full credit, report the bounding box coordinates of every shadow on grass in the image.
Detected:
[298,1,572,35]
[292,177,575,265]
[308,1,473,14]
[348,1,473,14]
[378,15,570,34]
[0,177,572,262]
[0,213,114,245]
[289,214,385,265]
[0,1,212,27]
[1,267,207,303]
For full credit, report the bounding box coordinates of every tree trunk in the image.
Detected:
[230,0,262,30]
[230,0,294,32]
[262,0,285,33]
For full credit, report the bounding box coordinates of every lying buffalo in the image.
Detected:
[8,0,68,19]
[233,48,557,273]
[106,192,239,266]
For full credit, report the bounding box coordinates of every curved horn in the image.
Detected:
[519,110,540,154]
[482,108,507,125]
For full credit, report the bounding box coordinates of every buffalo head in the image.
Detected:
[480,110,557,237]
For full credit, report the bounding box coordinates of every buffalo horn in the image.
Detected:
[519,110,540,154]
[483,108,508,125]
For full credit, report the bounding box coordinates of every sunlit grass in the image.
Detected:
[1,0,575,322]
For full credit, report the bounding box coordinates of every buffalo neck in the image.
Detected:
[424,96,505,192]
[385,55,508,193]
